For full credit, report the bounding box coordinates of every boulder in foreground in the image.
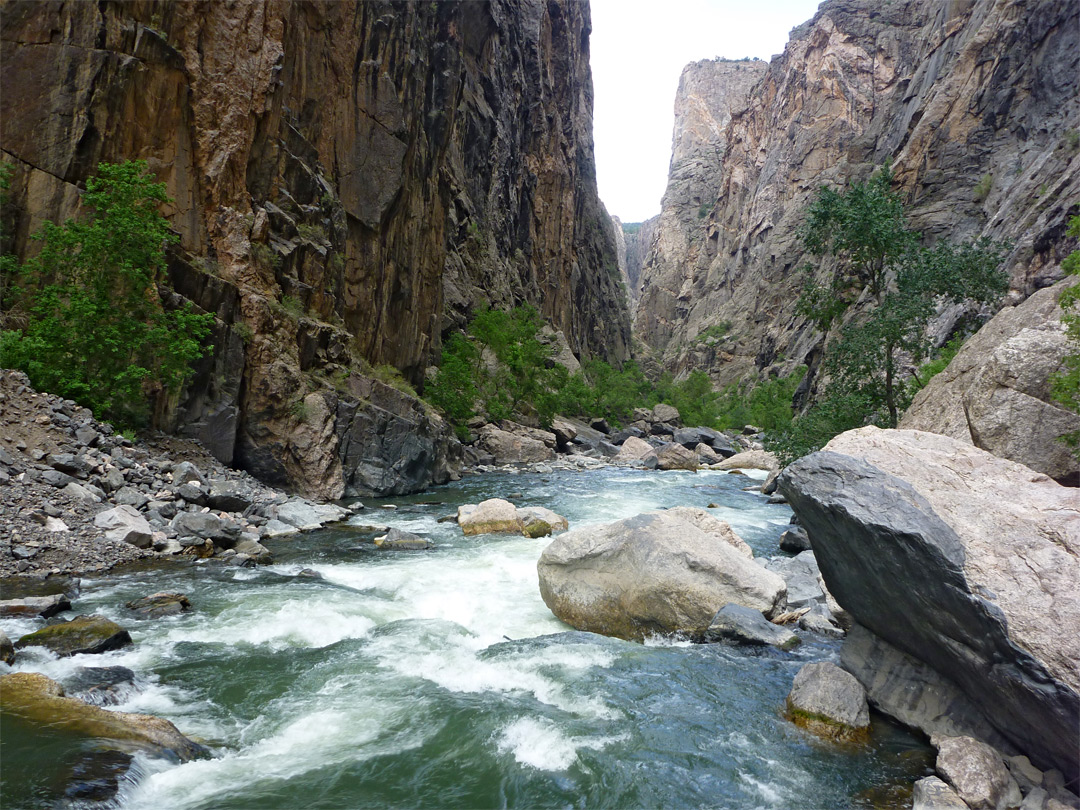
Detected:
[778,427,1080,783]
[0,672,206,761]
[786,661,870,741]
[537,510,786,640]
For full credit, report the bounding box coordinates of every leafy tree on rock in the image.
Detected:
[0,160,213,426]
[775,164,1008,463]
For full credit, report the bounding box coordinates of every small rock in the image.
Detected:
[1,631,15,665]
[171,461,207,486]
[261,519,300,538]
[779,526,812,553]
[113,486,149,509]
[207,480,251,512]
[703,603,800,649]
[374,528,434,550]
[125,592,191,618]
[786,661,870,740]
[40,469,75,488]
[176,482,208,506]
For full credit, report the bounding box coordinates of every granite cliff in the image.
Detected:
[0,0,631,498]
[634,0,1079,392]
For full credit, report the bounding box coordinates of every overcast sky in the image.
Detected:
[590,0,823,223]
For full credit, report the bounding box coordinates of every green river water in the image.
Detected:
[1,466,933,809]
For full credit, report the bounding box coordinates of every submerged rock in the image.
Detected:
[125,592,191,619]
[779,427,1080,782]
[375,528,434,550]
[1,630,14,665]
[786,662,870,741]
[15,615,132,657]
[0,672,206,761]
[537,510,786,641]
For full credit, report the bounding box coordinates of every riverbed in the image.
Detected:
[1,466,932,808]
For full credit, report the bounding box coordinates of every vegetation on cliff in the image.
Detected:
[1051,213,1080,455]
[0,161,213,427]
[770,165,1008,464]
[427,304,801,434]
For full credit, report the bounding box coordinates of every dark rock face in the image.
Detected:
[0,0,629,497]
[778,430,1080,785]
[634,0,1080,388]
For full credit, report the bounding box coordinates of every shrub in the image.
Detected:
[973,173,993,203]
[0,160,213,427]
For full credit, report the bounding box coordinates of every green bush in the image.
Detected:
[0,160,213,427]
[1050,214,1080,455]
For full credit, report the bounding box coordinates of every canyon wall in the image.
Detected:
[0,0,631,497]
[634,0,1080,390]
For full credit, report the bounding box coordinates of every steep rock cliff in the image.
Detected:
[612,215,658,304]
[0,0,630,497]
[634,0,1079,390]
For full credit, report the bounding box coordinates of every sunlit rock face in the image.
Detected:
[0,0,630,496]
[634,0,1080,388]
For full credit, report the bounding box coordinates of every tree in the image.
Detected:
[0,160,213,426]
[776,164,1008,462]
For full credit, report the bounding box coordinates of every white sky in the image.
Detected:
[590,0,823,223]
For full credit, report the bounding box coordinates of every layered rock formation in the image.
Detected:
[0,0,630,497]
[778,427,1080,786]
[634,0,1080,389]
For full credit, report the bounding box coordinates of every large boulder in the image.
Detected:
[778,427,1080,783]
[651,403,680,424]
[901,277,1080,486]
[93,505,153,548]
[537,511,787,641]
[935,736,1022,810]
[786,661,871,741]
[613,436,655,463]
[475,424,554,464]
[15,615,132,657]
[712,449,779,472]
[0,672,206,761]
[458,498,523,536]
[517,506,569,538]
[497,420,558,449]
[654,442,698,471]
[660,506,753,558]
[274,499,349,531]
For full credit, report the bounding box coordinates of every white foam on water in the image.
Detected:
[159,597,377,651]
[738,771,786,806]
[495,716,623,771]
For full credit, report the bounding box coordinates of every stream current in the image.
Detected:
[2,466,932,809]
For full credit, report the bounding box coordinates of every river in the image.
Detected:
[1,465,932,808]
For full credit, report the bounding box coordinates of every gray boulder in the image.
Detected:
[475,424,554,464]
[173,512,233,543]
[62,481,102,504]
[274,499,349,530]
[207,481,252,512]
[374,528,434,550]
[550,419,578,448]
[654,442,698,471]
[913,777,970,810]
[779,427,1080,783]
[659,506,753,558]
[497,420,558,448]
[779,526,811,553]
[113,486,149,510]
[517,506,569,538]
[176,482,208,506]
[537,510,787,641]
[712,449,779,472]
[0,631,14,665]
[651,403,680,424]
[613,436,654,463]
[703,603,799,649]
[125,593,191,619]
[457,498,522,536]
[0,593,71,619]
[786,661,870,740]
[936,736,1023,810]
[94,505,153,548]
[171,461,207,486]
